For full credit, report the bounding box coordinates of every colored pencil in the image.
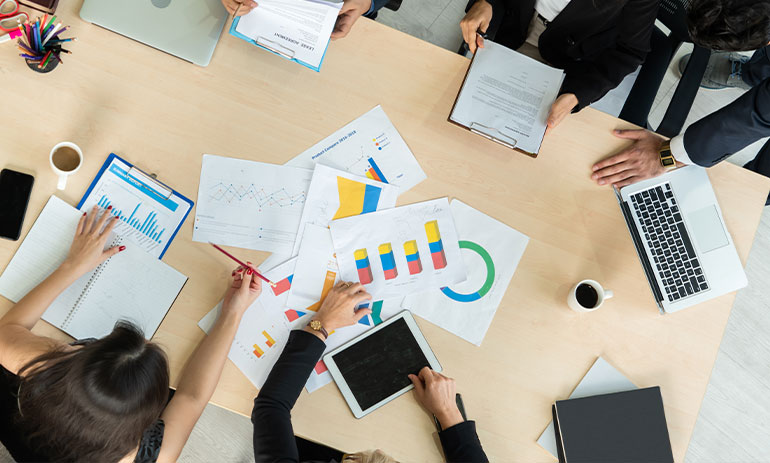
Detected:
[47,37,75,44]
[42,22,61,45]
[38,49,52,68]
[209,242,276,287]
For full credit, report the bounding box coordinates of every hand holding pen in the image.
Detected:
[460,0,493,53]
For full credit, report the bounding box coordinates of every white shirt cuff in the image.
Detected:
[669,134,694,165]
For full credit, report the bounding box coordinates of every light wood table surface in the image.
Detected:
[1,1,769,461]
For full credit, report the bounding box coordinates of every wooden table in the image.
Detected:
[1,1,769,461]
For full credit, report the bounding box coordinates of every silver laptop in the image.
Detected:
[80,0,228,66]
[615,166,747,314]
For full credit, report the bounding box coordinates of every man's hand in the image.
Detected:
[591,129,667,188]
[331,0,372,40]
[221,0,257,16]
[409,367,464,430]
[545,93,578,135]
[460,0,493,54]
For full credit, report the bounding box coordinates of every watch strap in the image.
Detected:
[658,140,676,170]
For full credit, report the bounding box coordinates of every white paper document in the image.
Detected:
[233,0,341,71]
[330,198,466,300]
[537,357,637,457]
[193,155,312,254]
[285,223,339,315]
[450,40,565,155]
[199,258,298,389]
[287,106,427,192]
[403,200,529,346]
[292,164,399,255]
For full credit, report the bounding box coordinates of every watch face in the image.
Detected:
[310,320,321,330]
[662,157,676,167]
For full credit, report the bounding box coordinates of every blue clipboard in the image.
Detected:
[229,16,331,72]
[77,153,194,259]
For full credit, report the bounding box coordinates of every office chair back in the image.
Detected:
[657,0,692,43]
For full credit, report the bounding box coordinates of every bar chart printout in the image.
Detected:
[78,155,192,259]
[404,240,423,275]
[378,243,398,280]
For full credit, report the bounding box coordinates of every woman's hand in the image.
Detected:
[61,206,123,278]
[221,263,262,319]
[221,0,257,16]
[460,0,493,54]
[331,0,372,39]
[309,281,371,333]
[545,93,579,135]
[409,367,464,429]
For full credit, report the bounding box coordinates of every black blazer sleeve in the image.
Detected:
[559,0,658,110]
[439,421,489,462]
[252,330,326,463]
[371,0,389,13]
[682,79,770,166]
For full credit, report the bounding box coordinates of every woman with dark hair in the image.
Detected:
[0,206,263,462]
[459,0,658,132]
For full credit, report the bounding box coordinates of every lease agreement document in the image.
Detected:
[450,40,565,156]
[231,0,342,71]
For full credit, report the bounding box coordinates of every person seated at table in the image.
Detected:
[221,0,388,39]
[459,0,658,132]
[590,0,770,204]
[0,206,262,462]
[251,281,488,462]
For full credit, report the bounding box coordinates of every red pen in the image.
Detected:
[209,242,275,287]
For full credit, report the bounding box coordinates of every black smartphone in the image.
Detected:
[0,169,35,241]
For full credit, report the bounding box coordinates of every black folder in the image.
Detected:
[553,386,674,463]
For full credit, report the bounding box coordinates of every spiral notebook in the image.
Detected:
[0,196,187,340]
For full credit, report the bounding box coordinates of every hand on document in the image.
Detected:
[62,206,123,278]
[331,0,373,39]
[222,0,258,16]
[460,0,492,53]
[545,93,579,135]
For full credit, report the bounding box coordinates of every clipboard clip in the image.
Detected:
[256,36,297,60]
[128,166,173,200]
[469,122,517,150]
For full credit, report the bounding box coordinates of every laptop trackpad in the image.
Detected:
[688,205,729,253]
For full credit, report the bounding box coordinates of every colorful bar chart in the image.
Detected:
[333,177,382,219]
[364,157,388,183]
[271,274,293,296]
[354,249,374,284]
[252,344,264,358]
[378,243,398,280]
[425,220,447,269]
[403,240,423,275]
[262,331,276,348]
[284,270,337,322]
[97,195,165,244]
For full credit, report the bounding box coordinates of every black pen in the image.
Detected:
[476,29,488,39]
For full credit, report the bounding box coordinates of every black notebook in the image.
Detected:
[553,386,674,463]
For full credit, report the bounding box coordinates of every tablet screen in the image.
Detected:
[330,317,430,411]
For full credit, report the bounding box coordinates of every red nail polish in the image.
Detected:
[82,212,87,216]
[107,205,112,210]
[237,268,243,273]
[247,269,252,275]
[119,246,126,251]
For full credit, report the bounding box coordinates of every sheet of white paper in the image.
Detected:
[286,106,426,192]
[234,0,341,69]
[450,41,565,155]
[402,200,528,346]
[536,357,637,457]
[292,164,399,255]
[330,198,466,300]
[198,258,298,389]
[304,298,405,393]
[193,155,312,254]
[78,156,191,258]
[286,224,339,314]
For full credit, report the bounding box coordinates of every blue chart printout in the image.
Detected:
[78,154,193,259]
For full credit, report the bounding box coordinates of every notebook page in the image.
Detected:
[64,244,187,340]
[0,196,88,308]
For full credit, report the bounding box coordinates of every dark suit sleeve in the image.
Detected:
[370,0,389,13]
[681,79,770,166]
[252,330,326,463]
[560,0,658,110]
[438,421,489,462]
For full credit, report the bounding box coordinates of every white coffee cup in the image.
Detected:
[567,279,614,313]
[49,142,83,190]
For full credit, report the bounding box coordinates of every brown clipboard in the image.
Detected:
[447,48,545,159]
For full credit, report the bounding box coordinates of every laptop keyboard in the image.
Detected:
[629,183,709,302]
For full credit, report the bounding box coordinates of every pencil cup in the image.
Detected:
[26,58,59,73]
[49,142,83,190]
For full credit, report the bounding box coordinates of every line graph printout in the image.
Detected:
[198,258,297,389]
[291,164,399,255]
[330,197,467,299]
[193,155,312,254]
[286,106,426,192]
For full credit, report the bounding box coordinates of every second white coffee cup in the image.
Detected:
[567,279,613,313]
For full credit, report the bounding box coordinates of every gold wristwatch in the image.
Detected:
[659,140,677,170]
[308,319,329,340]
